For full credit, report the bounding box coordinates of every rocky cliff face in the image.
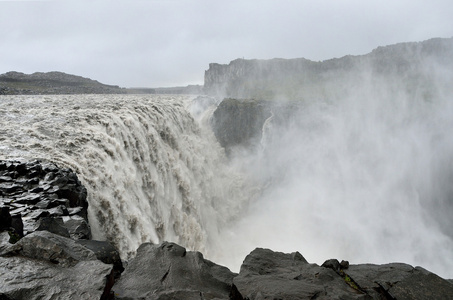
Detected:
[0,71,126,95]
[207,37,453,152]
[204,37,453,100]
[211,98,272,154]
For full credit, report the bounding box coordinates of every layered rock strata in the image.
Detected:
[0,160,89,240]
[0,160,123,299]
[204,37,453,99]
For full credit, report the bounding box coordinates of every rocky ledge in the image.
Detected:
[0,71,126,95]
[1,160,453,299]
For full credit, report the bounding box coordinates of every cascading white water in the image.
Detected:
[1,86,453,279]
[0,94,252,260]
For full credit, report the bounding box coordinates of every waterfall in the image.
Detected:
[0,94,252,260]
[1,89,453,278]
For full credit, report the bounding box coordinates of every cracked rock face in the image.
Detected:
[0,159,90,240]
[234,248,366,300]
[345,263,453,299]
[233,248,453,300]
[0,231,113,300]
[112,241,237,300]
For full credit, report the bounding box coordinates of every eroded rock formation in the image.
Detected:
[204,37,453,100]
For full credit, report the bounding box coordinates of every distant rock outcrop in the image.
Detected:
[210,97,305,154]
[207,37,453,153]
[204,37,453,99]
[211,98,272,154]
[0,71,126,95]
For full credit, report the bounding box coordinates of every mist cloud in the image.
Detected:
[205,61,453,278]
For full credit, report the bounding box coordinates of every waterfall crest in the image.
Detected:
[0,94,251,259]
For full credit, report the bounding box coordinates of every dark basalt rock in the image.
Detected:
[345,263,453,299]
[0,206,23,243]
[0,206,12,231]
[233,248,363,300]
[211,98,272,155]
[76,239,124,274]
[63,215,91,240]
[112,241,237,300]
[233,247,453,300]
[36,217,71,238]
[321,258,342,272]
[0,159,123,300]
[1,230,97,265]
[0,231,114,300]
[0,159,89,239]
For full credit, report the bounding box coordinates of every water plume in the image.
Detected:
[208,65,453,278]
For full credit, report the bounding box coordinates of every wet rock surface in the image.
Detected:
[233,249,453,300]
[112,241,237,300]
[0,231,114,300]
[0,159,89,240]
[109,243,453,300]
[0,160,121,300]
[233,248,365,300]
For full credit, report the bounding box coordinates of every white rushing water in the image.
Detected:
[0,94,252,260]
[1,90,453,279]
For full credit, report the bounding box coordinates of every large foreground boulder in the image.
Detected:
[0,231,114,300]
[233,248,366,299]
[112,241,237,300]
[233,248,453,300]
[345,263,453,299]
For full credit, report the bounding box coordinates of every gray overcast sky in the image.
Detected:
[1,1,452,88]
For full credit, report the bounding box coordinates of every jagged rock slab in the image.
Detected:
[112,241,237,300]
[0,257,112,300]
[233,247,453,299]
[0,231,113,300]
[76,239,124,274]
[233,248,367,299]
[345,263,453,299]
[0,159,90,239]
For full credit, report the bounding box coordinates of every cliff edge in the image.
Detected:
[204,37,453,99]
[0,71,126,95]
